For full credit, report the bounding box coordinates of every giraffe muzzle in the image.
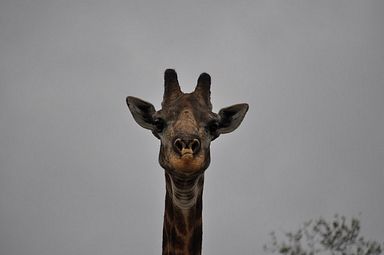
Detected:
[173,137,201,157]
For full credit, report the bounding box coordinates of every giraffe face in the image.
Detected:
[127,69,248,174]
[154,93,216,174]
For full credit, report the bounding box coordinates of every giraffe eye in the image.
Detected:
[154,118,165,133]
[207,121,219,134]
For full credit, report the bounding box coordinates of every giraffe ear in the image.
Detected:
[126,96,156,130]
[217,103,249,134]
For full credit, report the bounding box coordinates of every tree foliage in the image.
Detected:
[264,215,383,255]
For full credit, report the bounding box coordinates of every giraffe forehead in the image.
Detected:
[162,94,211,122]
[174,109,197,126]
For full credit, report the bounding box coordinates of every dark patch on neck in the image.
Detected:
[189,223,203,255]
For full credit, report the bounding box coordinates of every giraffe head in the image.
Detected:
[127,69,248,175]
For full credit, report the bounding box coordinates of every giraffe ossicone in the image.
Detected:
[126,69,248,255]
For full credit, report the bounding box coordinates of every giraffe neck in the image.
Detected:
[162,171,204,255]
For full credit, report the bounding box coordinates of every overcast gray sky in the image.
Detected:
[1,1,383,254]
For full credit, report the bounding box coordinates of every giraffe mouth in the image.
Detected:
[167,149,207,173]
[181,148,194,160]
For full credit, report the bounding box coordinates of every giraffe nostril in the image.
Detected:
[190,139,200,154]
[174,138,184,153]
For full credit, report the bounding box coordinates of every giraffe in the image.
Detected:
[126,69,248,255]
